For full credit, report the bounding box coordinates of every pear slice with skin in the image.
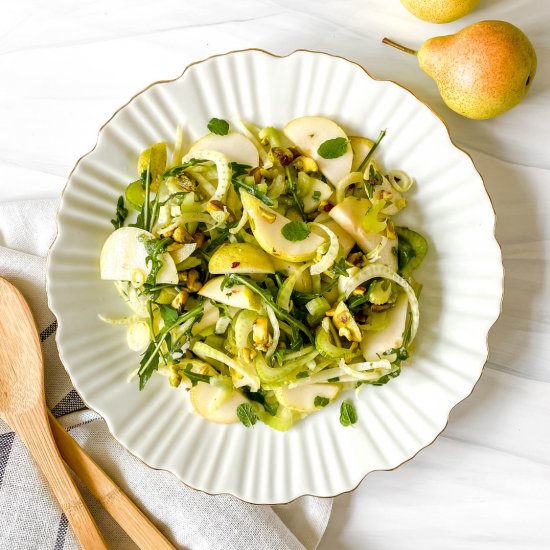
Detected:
[328,197,398,271]
[350,136,375,173]
[209,242,275,275]
[189,131,259,167]
[275,383,341,413]
[190,381,248,423]
[283,116,353,185]
[240,191,325,262]
[271,258,313,293]
[100,227,178,284]
[198,276,262,311]
[361,291,409,362]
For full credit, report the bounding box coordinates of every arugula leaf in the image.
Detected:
[330,258,349,277]
[236,403,258,427]
[129,168,151,230]
[285,166,306,220]
[207,117,230,136]
[363,164,383,199]
[158,304,178,326]
[182,363,211,387]
[137,303,204,390]
[281,220,310,242]
[357,129,386,173]
[110,196,128,229]
[295,371,309,379]
[138,341,160,390]
[327,376,340,382]
[229,161,251,178]
[140,236,173,285]
[318,137,349,159]
[223,273,313,343]
[314,396,330,408]
[230,162,274,207]
[339,399,358,427]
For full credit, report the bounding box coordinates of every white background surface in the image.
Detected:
[1,1,549,548]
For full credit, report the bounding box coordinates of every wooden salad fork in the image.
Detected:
[0,278,175,550]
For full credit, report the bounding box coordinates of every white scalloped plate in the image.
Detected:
[47,49,503,504]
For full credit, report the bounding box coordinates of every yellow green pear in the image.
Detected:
[383,21,537,119]
[400,0,479,23]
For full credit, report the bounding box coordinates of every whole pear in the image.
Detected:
[384,21,537,119]
[400,0,479,23]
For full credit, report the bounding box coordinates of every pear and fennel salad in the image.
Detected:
[100,116,427,430]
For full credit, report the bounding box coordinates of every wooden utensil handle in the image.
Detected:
[10,405,107,550]
[48,412,176,550]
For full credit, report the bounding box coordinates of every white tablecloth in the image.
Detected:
[2,1,549,548]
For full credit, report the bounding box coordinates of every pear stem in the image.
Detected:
[382,37,417,56]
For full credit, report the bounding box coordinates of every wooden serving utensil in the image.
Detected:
[0,277,107,549]
[48,411,176,550]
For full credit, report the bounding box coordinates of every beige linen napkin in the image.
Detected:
[0,198,332,550]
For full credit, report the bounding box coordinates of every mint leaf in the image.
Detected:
[236,403,258,427]
[207,117,229,136]
[281,220,310,242]
[340,399,357,427]
[314,396,330,408]
[317,137,348,159]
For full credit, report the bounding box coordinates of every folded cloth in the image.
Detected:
[0,199,332,550]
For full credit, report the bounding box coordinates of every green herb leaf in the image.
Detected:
[223,273,313,343]
[207,117,229,136]
[327,376,340,382]
[182,363,211,387]
[330,258,349,277]
[317,137,348,159]
[285,166,306,220]
[314,396,330,408]
[357,129,386,174]
[140,236,173,285]
[339,399,358,427]
[296,371,309,379]
[236,403,258,427]
[281,221,310,242]
[110,196,128,229]
[137,341,159,390]
[158,304,178,326]
[312,190,322,201]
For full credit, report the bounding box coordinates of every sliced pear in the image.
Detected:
[240,190,325,262]
[350,136,373,172]
[361,292,409,361]
[198,276,262,311]
[191,300,220,335]
[283,116,352,185]
[313,213,356,257]
[190,381,248,423]
[271,257,313,293]
[209,242,275,275]
[137,142,167,192]
[189,131,259,167]
[275,383,341,413]
[100,227,178,284]
[297,172,334,213]
[328,197,397,271]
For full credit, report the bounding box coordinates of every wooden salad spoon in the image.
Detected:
[0,277,107,549]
